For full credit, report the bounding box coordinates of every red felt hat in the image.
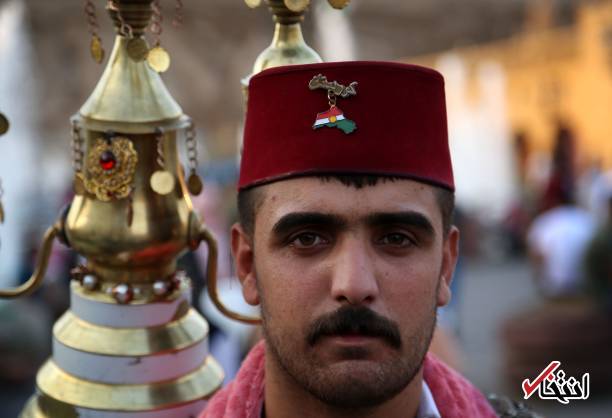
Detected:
[239,61,454,191]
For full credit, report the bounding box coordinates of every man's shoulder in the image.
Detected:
[199,342,266,418]
[423,354,542,418]
[423,353,543,418]
[423,353,497,418]
[486,394,544,418]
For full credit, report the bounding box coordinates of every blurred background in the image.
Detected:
[1,0,612,416]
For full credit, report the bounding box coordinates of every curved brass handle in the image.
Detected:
[0,223,60,299]
[197,224,261,325]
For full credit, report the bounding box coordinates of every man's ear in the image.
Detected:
[437,226,459,307]
[230,223,260,306]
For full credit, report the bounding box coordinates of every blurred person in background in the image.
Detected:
[527,123,596,299]
[527,188,595,299]
[538,123,575,214]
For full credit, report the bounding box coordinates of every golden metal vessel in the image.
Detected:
[240,0,352,93]
[1,1,224,416]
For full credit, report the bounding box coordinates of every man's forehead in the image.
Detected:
[257,177,440,221]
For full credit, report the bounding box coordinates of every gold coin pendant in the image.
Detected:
[127,38,149,62]
[150,170,175,195]
[328,0,350,9]
[90,35,105,64]
[244,0,262,8]
[147,46,171,73]
[284,0,309,12]
[187,173,203,196]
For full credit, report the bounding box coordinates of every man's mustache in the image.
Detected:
[306,306,402,349]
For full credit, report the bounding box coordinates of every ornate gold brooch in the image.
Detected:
[84,137,138,201]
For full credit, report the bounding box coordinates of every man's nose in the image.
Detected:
[330,236,379,306]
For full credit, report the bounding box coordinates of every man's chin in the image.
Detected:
[303,361,412,409]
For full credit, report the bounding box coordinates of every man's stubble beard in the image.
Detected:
[257,271,439,410]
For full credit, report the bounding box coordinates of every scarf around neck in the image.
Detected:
[200,341,498,418]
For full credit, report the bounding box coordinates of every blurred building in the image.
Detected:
[407,0,612,215]
[0,0,596,283]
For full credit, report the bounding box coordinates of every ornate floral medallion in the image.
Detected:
[84,137,138,201]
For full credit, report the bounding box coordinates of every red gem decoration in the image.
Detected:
[100,150,117,171]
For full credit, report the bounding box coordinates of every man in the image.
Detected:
[527,190,595,298]
[201,62,498,418]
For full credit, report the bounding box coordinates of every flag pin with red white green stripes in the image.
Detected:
[309,74,358,135]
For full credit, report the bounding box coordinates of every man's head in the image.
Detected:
[232,62,458,409]
[232,176,458,407]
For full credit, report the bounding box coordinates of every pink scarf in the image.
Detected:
[200,341,497,418]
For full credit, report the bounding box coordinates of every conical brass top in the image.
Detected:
[80,36,182,126]
[80,0,182,128]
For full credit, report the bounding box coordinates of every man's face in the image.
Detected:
[232,177,459,408]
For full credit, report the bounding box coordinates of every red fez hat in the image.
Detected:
[239,61,454,191]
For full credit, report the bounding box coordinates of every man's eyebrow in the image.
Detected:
[271,212,347,236]
[365,211,435,237]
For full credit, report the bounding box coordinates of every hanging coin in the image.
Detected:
[73,173,86,196]
[90,34,105,64]
[0,113,9,136]
[147,45,171,73]
[187,172,203,196]
[84,0,105,64]
[244,0,261,8]
[127,37,149,62]
[284,0,309,12]
[150,170,175,195]
[328,0,350,9]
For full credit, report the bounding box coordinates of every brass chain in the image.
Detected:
[328,90,337,107]
[172,0,183,28]
[84,0,100,37]
[155,127,166,168]
[71,120,84,173]
[150,0,163,46]
[186,121,198,174]
[84,0,106,63]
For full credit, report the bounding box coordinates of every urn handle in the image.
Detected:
[188,211,261,325]
[0,221,62,298]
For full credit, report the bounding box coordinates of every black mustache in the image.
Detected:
[307,306,402,349]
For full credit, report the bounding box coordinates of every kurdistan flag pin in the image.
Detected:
[309,74,358,135]
[313,106,356,134]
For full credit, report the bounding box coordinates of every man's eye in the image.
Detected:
[290,233,327,249]
[379,233,414,247]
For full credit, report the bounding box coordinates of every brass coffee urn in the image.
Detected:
[0,1,223,416]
